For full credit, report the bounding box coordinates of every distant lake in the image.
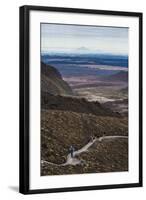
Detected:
[41,53,128,77]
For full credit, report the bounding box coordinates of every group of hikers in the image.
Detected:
[68,135,98,158]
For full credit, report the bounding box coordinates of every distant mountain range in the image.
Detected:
[41,53,128,79]
[76,47,89,51]
[76,47,90,53]
[102,71,128,82]
[42,49,128,56]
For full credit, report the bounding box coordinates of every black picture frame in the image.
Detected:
[19,5,143,194]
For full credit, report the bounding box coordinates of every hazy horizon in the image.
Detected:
[41,23,129,56]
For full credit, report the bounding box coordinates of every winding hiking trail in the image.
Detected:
[41,135,128,167]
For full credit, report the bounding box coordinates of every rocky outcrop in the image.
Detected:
[41,62,73,96]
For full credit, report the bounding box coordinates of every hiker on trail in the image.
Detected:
[69,145,75,158]
[90,135,95,142]
[103,132,106,137]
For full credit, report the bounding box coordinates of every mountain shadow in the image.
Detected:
[41,62,120,117]
[41,62,73,96]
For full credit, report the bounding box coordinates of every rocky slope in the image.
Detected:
[42,92,120,117]
[41,110,128,175]
[41,62,128,176]
[41,62,73,96]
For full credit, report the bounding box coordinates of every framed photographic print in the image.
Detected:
[19,5,143,194]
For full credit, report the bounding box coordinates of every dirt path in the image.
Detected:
[41,135,128,166]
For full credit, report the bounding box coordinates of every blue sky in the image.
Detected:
[41,23,128,55]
